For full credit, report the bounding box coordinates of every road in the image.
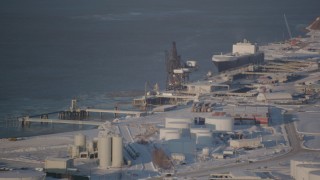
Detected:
[175,112,318,178]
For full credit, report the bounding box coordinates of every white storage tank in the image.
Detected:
[87,141,94,153]
[296,164,320,180]
[165,118,191,128]
[160,128,180,140]
[74,133,86,150]
[71,145,80,158]
[206,117,234,131]
[112,135,123,168]
[309,170,320,180]
[202,147,210,156]
[196,132,212,145]
[98,135,112,168]
[165,131,181,140]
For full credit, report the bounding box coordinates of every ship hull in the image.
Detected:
[213,52,264,72]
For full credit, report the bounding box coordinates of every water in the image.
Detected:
[0,0,319,138]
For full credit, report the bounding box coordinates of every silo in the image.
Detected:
[98,136,112,168]
[87,141,94,153]
[296,164,320,180]
[165,132,181,140]
[71,145,80,158]
[74,133,86,150]
[112,135,123,168]
[196,132,212,145]
[309,170,320,180]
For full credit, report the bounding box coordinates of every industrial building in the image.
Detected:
[290,159,320,180]
[185,82,230,94]
[205,116,234,131]
[229,138,263,149]
[225,106,270,125]
[209,170,273,179]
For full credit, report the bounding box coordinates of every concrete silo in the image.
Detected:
[112,135,123,168]
[74,133,86,150]
[98,135,112,168]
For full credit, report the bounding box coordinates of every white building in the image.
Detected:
[230,138,262,149]
[257,93,292,102]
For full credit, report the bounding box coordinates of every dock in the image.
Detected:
[19,117,103,126]
[85,108,146,117]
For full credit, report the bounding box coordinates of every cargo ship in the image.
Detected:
[212,39,264,72]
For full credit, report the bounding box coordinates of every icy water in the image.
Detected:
[0,0,319,138]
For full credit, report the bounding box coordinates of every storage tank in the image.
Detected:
[165,131,181,140]
[196,132,212,145]
[202,147,210,156]
[98,136,112,168]
[160,128,180,140]
[206,117,234,131]
[309,170,320,180]
[165,118,191,128]
[71,145,80,158]
[296,164,320,180]
[112,135,123,168]
[74,133,86,150]
[87,141,94,153]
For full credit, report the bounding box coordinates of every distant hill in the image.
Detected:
[307,17,320,30]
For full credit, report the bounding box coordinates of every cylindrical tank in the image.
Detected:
[93,137,98,151]
[309,170,320,180]
[206,117,234,131]
[71,145,80,158]
[196,132,212,145]
[112,136,123,168]
[74,133,86,149]
[98,136,112,168]
[87,141,94,153]
[165,132,181,140]
[202,147,210,156]
[160,128,180,140]
[296,164,320,180]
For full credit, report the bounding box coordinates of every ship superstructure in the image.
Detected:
[212,39,264,72]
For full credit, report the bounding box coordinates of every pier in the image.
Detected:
[19,117,103,126]
[85,108,146,117]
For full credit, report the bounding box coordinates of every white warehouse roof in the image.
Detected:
[257,93,292,101]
